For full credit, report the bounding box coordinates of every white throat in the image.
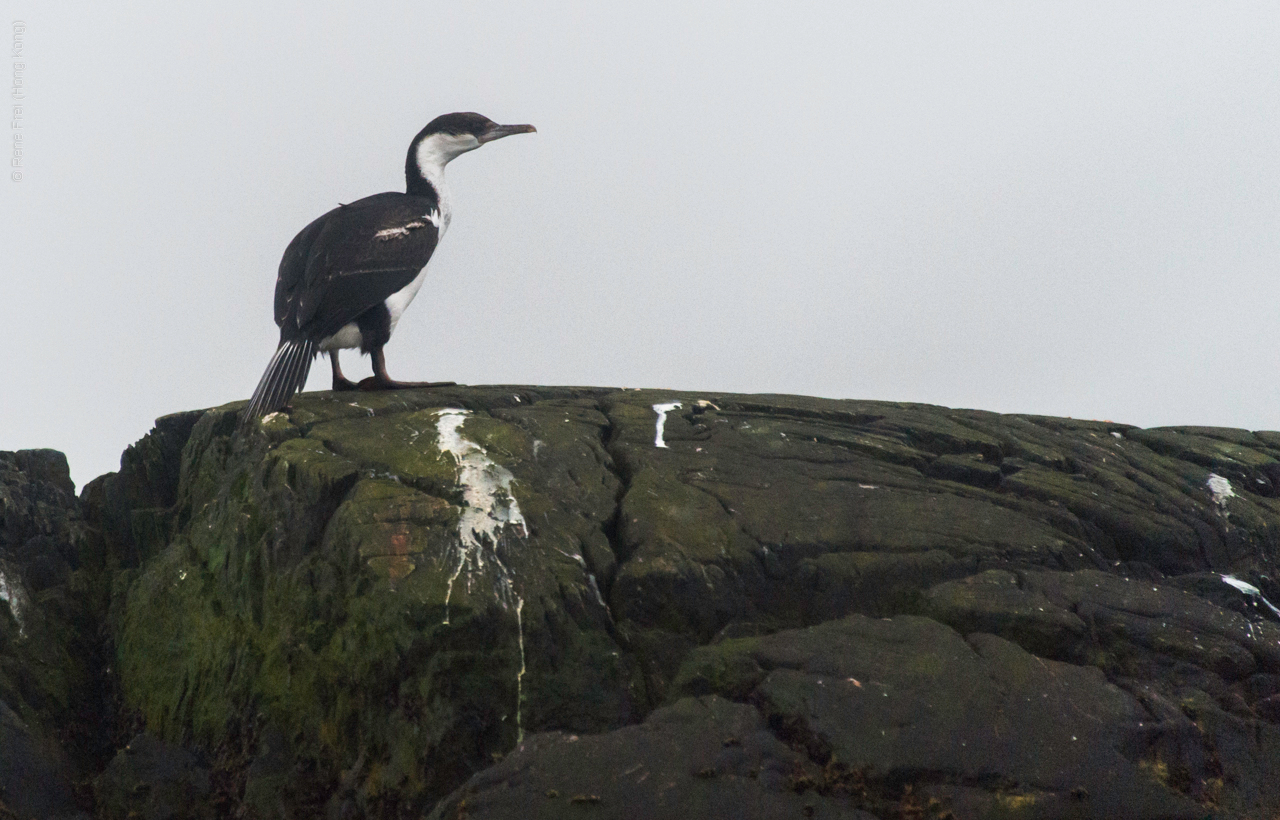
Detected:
[413,132,480,236]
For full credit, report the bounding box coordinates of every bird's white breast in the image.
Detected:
[384,206,448,333]
[385,264,430,333]
[318,323,363,351]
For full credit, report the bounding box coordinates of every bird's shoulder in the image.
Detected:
[305,192,442,263]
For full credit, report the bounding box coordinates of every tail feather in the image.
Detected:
[241,338,317,427]
[266,342,302,410]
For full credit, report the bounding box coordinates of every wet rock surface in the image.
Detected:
[426,695,880,820]
[5,388,1280,817]
[93,734,214,820]
[0,699,83,820]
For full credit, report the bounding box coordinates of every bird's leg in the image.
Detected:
[357,347,455,390]
[330,350,359,391]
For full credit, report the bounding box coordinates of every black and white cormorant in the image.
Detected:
[241,112,536,423]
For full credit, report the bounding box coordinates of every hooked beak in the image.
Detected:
[478,122,537,144]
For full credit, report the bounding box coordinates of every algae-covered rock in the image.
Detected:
[0,699,82,820]
[90,387,1280,819]
[93,733,214,820]
[112,388,640,815]
[83,410,203,569]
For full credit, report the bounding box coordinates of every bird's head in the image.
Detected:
[409,112,536,183]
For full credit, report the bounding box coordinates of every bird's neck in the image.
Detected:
[408,160,447,197]
[406,142,453,233]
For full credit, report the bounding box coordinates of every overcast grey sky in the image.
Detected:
[4,2,1280,489]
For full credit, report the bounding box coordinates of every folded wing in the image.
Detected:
[274,191,441,343]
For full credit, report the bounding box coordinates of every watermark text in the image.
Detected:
[11,20,25,181]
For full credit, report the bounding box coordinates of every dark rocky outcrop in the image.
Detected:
[93,734,215,820]
[0,449,104,819]
[4,387,1280,818]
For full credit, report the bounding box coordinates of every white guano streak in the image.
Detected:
[435,408,530,738]
[435,410,527,624]
[653,402,682,448]
[1207,473,1235,514]
[0,568,26,637]
[1221,574,1280,619]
